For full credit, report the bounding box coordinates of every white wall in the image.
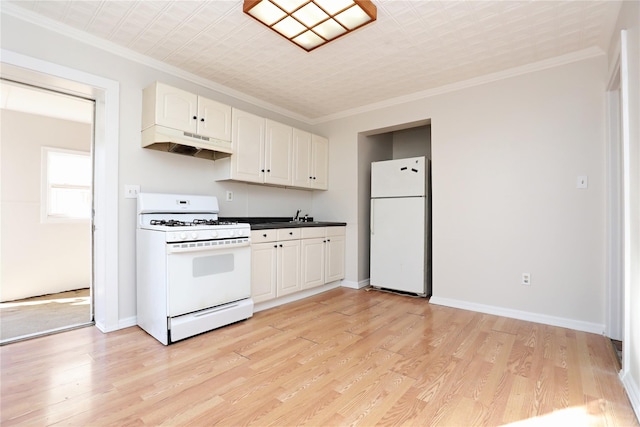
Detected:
[314,55,608,332]
[0,12,314,320]
[609,0,640,418]
[0,110,91,301]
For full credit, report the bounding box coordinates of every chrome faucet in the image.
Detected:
[293,209,301,222]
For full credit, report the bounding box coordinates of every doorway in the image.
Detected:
[0,79,95,343]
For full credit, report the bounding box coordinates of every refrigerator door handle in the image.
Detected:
[370,201,375,235]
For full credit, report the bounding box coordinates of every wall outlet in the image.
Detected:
[522,273,531,286]
[124,184,140,199]
[225,190,233,202]
[577,175,588,189]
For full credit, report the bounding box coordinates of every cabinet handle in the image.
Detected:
[327,239,331,242]
[279,244,283,247]
[323,240,326,243]
[289,232,293,235]
[309,176,313,179]
[274,244,277,248]
[200,118,205,122]
[192,115,197,120]
[261,169,265,173]
[263,234,267,237]
[267,169,271,172]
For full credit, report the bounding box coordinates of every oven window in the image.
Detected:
[193,254,234,277]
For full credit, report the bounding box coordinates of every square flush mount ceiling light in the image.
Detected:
[243,0,377,52]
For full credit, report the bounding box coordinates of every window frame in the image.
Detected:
[41,146,92,224]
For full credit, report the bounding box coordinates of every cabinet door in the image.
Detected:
[231,109,265,183]
[197,97,231,141]
[300,237,325,289]
[325,232,345,283]
[155,83,197,133]
[292,128,312,188]
[311,134,329,190]
[265,120,293,186]
[277,239,300,297]
[251,242,277,303]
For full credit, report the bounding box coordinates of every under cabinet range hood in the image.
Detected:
[142,125,232,160]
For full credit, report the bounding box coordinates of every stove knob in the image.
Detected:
[211,231,218,238]
[238,229,246,236]
[229,229,237,237]
[191,232,198,239]
[179,232,187,240]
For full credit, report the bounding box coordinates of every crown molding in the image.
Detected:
[0,2,311,124]
[2,2,607,126]
[312,46,606,124]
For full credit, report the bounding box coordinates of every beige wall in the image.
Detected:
[1,110,91,301]
[314,55,608,331]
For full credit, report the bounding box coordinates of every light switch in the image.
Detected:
[124,184,140,198]
[576,176,588,189]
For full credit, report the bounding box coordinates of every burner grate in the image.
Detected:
[150,219,187,227]
[148,219,238,227]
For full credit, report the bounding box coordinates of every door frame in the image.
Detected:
[1,49,120,332]
[606,53,624,342]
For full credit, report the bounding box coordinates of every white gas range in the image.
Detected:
[136,192,253,345]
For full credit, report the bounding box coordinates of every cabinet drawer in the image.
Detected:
[252,229,277,243]
[326,226,346,237]
[277,228,301,241]
[301,227,325,239]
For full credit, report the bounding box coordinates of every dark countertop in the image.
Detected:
[220,217,346,230]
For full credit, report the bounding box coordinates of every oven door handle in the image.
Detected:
[166,239,250,254]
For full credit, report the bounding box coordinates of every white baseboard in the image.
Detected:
[95,316,137,333]
[621,370,640,422]
[341,279,369,289]
[254,282,342,313]
[118,316,138,330]
[429,296,606,335]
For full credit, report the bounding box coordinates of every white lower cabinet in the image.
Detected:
[251,228,301,302]
[251,226,345,304]
[250,242,277,303]
[276,239,301,296]
[325,227,346,283]
[300,228,326,289]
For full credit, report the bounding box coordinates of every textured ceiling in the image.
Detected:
[5,0,623,121]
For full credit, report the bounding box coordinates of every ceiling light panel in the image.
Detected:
[272,0,307,13]
[292,2,328,27]
[244,0,377,52]
[335,5,372,30]
[246,0,286,25]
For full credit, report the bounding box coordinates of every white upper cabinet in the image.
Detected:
[213,108,329,190]
[198,96,232,142]
[311,134,328,190]
[292,129,312,188]
[149,83,197,132]
[230,109,265,183]
[264,120,293,186]
[143,82,231,142]
[292,131,328,190]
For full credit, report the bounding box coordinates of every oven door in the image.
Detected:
[166,239,251,317]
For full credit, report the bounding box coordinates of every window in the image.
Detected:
[42,147,91,222]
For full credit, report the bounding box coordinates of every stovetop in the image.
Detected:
[149,219,238,227]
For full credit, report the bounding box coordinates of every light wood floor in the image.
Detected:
[1,288,637,426]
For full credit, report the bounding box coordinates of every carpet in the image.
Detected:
[0,288,92,343]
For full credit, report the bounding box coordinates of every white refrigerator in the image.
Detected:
[370,156,431,296]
